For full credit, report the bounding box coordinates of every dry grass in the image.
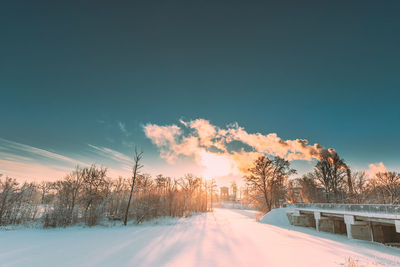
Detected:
[344,256,389,267]
[345,257,361,267]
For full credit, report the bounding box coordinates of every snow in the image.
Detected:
[1,208,399,267]
[259,207,291,227]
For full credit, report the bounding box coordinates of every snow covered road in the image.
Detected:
[1,208,399,267]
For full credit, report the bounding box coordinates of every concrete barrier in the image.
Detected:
[287,203,400,246]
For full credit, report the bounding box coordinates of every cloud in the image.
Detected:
[144,124,181,147]
[0,137,85,165]
[87,144,149,178]
[366,162,387,178]
[189,119,218,148]
[143,118,336,178]
[143,124,183,163]
[88,144,133,164]
[118,121,129,136]
[0,138,134,181]
[0,138,87,181]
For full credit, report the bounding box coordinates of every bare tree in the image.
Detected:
[80,165,109,226]
[44,166,85,227]
[38,181,52,204]
[349,171,369,203]
[123,148,143,226]
[370,172,400,204]
[244,156,296,212]
[1,160,216,228]
[178,174,201,215]
[0,177,19,225]
[132,173,155,223]
[313,153,347,202]
[295,175,315,203]
[108,177,129,219]
[0,177,40,225]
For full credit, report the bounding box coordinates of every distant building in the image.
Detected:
[220,187,229,201]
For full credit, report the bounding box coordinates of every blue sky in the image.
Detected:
[1,0,399,184]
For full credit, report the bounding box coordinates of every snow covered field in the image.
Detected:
[1,208,399,267]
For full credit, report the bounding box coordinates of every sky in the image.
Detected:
[1,0,399,185]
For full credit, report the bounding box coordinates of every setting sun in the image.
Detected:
[199,150,237,178]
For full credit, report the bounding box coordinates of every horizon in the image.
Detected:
[0,118,395,186]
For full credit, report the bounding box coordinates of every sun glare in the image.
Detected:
[199,150,236,178]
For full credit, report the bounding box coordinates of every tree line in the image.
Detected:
[0,151,218,227]
[1,150,399,226]
[243,153,400,212]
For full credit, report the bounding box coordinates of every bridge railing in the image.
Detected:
[289,203,400,215]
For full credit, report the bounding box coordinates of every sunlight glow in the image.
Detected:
[199,150,237,178]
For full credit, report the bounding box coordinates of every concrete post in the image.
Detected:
[344,215,355,239]
[369,222,374,242]
[395,220,400,233]
[314,212,321,232]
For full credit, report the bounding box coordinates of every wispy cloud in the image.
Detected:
[0,138,88,181]
[117,121,133,138]
[0,138,135,181]
[118,121,127,133]
[0,137,86,166]
[88,144,133,165]
[87,144,135,178]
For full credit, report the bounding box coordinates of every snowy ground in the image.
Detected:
[1,208,399,267]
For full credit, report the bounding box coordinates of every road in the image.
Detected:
[1,208,399,266]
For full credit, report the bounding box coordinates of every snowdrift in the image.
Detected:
[258,207,290,227]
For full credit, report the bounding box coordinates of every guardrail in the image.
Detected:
[289,203,400,215]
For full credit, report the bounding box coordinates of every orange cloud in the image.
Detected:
[230,150,262,174]
[143,119,335,178]
[366,162,387,178]
[189,119,218,148]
